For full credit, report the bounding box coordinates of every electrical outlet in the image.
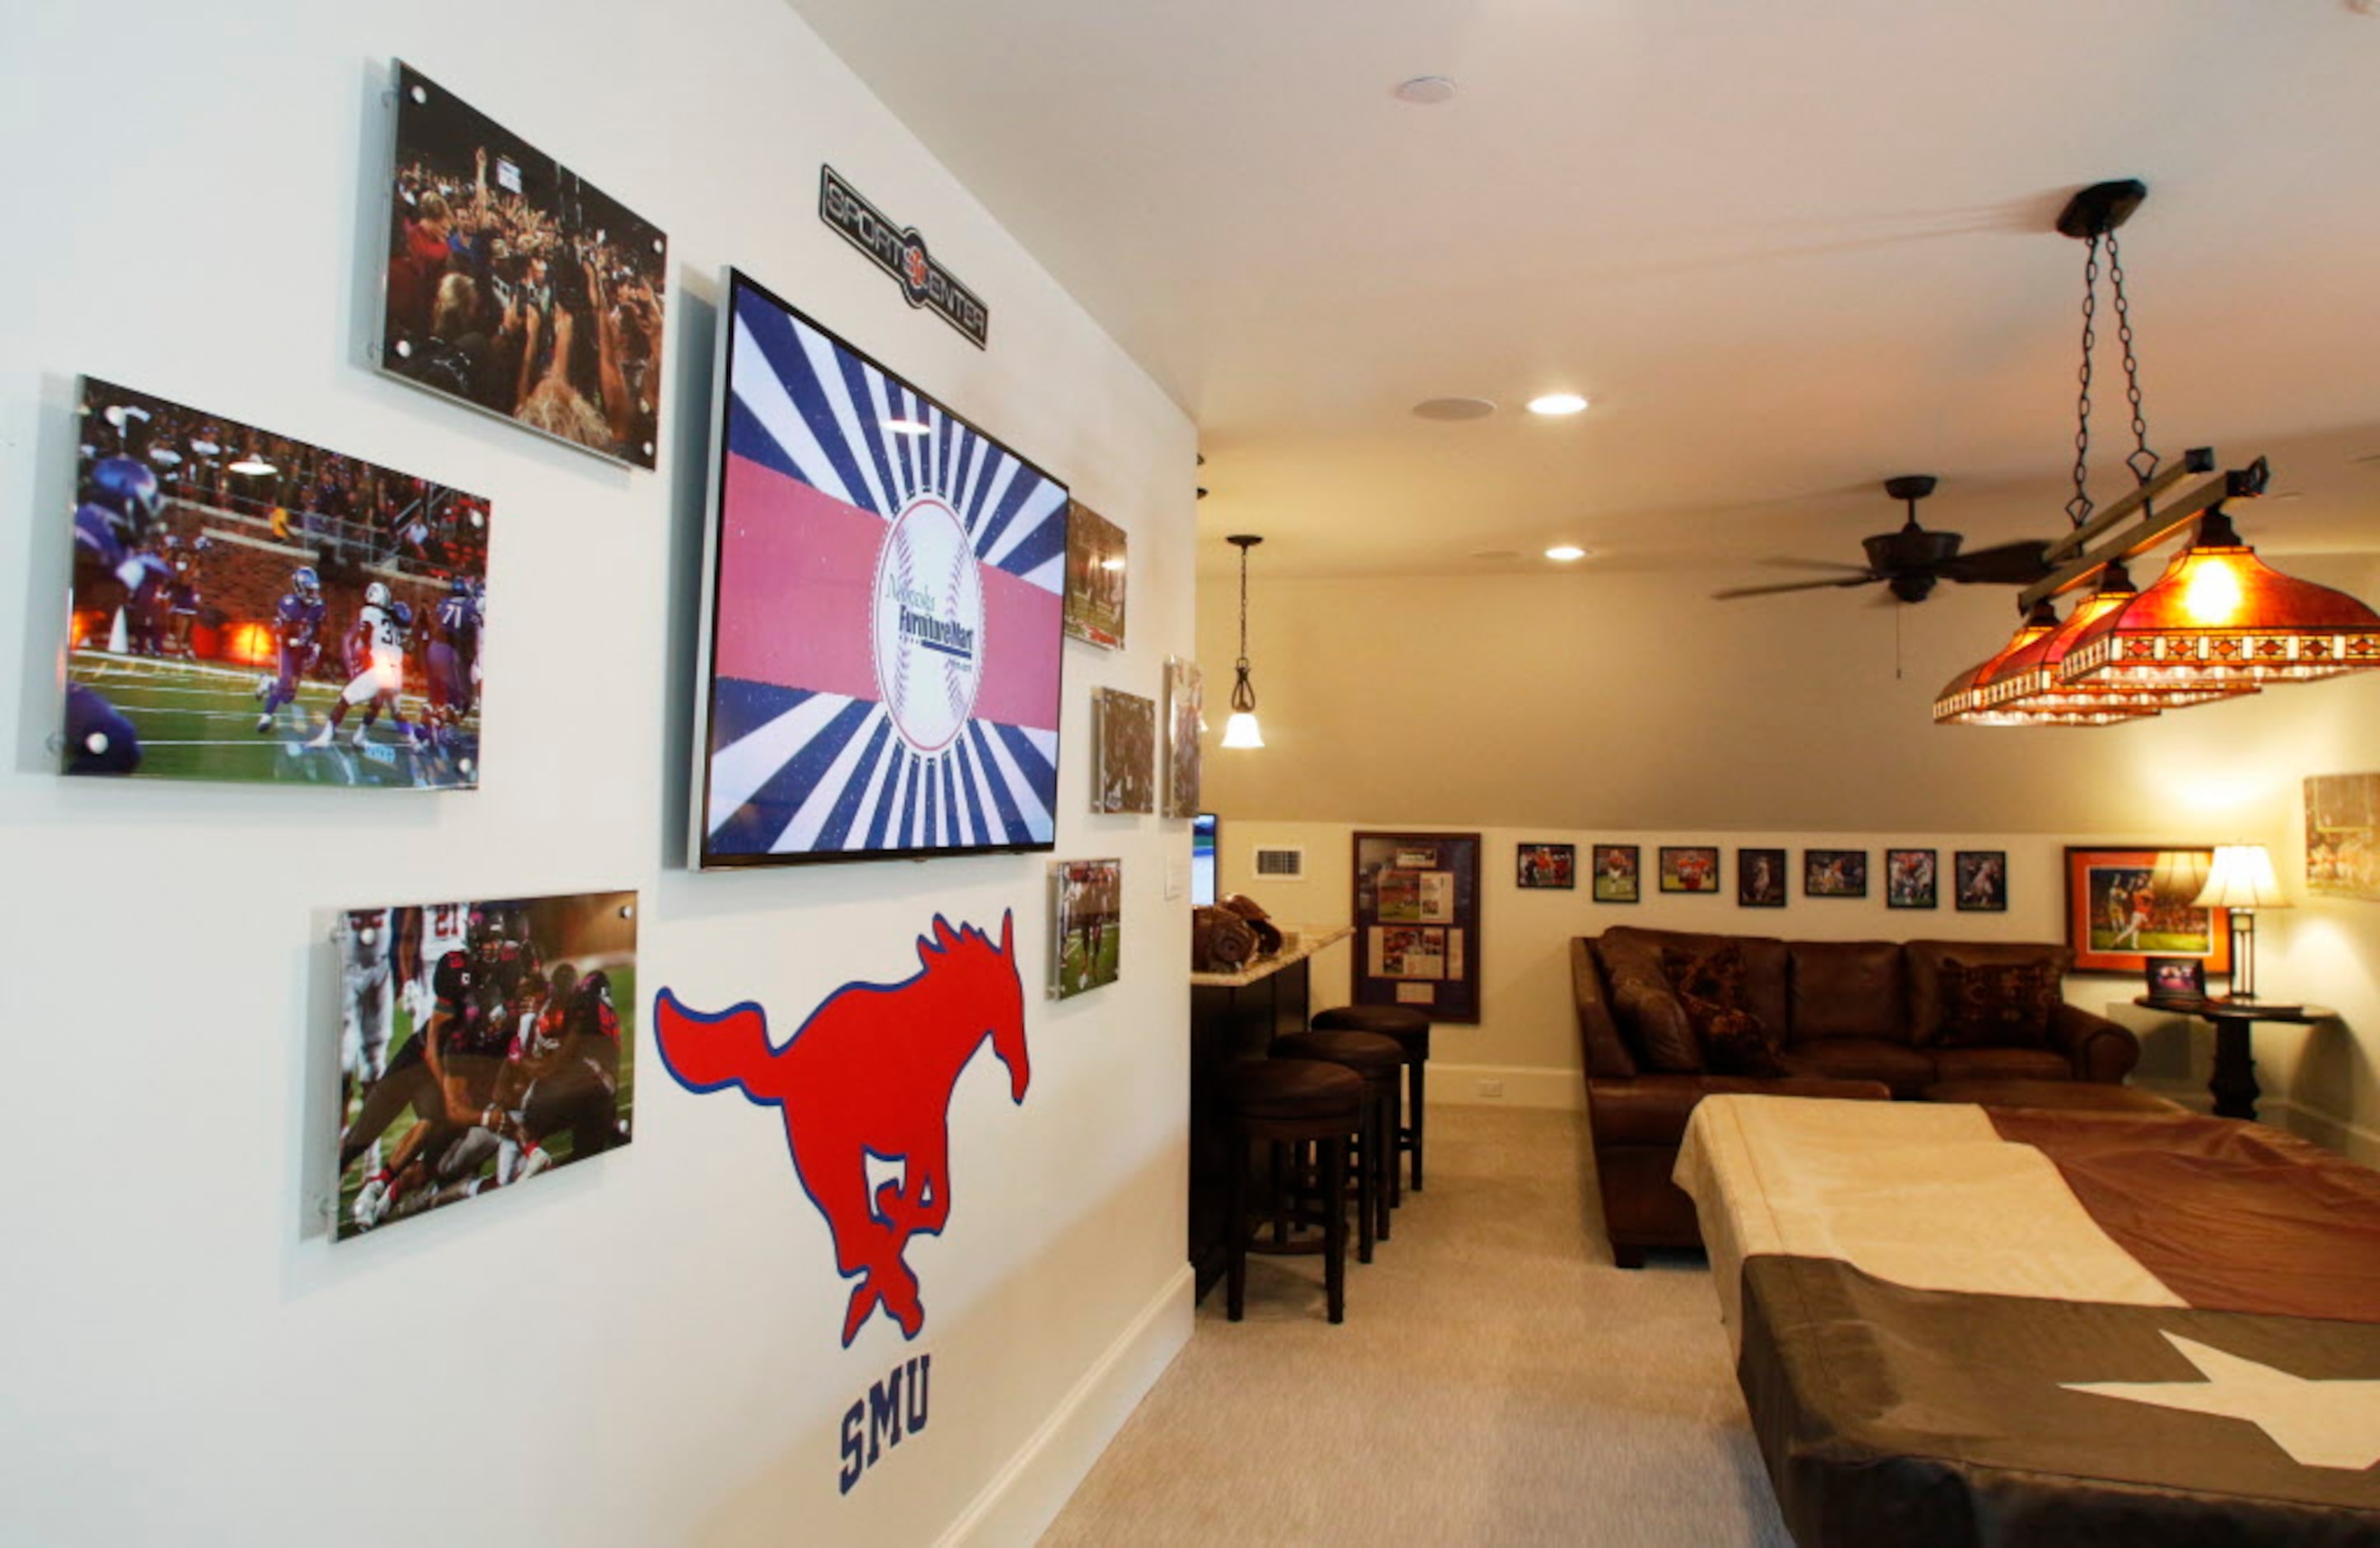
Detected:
[1164,858,1185,901]
[1476,1079,1504,1099]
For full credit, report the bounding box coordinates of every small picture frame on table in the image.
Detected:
[2143,955,2207,1006]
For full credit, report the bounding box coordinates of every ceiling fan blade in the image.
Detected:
[1941,538,2054,585]
[1712,574,1884,600]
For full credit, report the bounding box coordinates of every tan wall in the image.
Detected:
[1199,556,2380,1152]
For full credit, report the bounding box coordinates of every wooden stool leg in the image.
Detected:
[1322,1135,1347,1324]
[1228,1132,1250,1321]
[1371,1091,1392,1244]
[1269,1139,1289,1249]
[1409,1058,1427,1192]
[1385,1077,1403,1211]
[1354,1098,1377,1264]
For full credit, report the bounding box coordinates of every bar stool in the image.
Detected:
[1270,1029,1401,1257]
[1223,1058,1362,1323]
[1312,1005,1432,1192]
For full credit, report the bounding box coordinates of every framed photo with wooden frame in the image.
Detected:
[2063,845,2231,976]
[1658,845,1720,894]
[1737,848,1786,908]
[1515,842,1575,889]
[1885,847,1939,910]
[1954,850,2008,912]
[1805,848,1868,898]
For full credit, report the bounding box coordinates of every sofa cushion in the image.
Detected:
[1908,940,2074,1046]
[1935,956,2063,1048]
[1929,1045,2076,1084]
[1605,927,1788,1038]
[1599,930,1706,1073]
[1788,940,1907,1042]
[1681,992,1787,1077]
[1663,942,1748,1007]
[1777,1038,1936,1098]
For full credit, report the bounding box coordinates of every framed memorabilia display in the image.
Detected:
[336,889,637,1239]
[2063,846,2231,976]
[1592,844,1641,903]
[1063,500,1128,649]
[1163,657,1203,819]
[1885,847,1939,910]
[1516,842,1575,889]
[2143,955,2208,1006]
[1353,832,1481,1022]
[688,269,1068,868]
[1955,850,2008,912]
[2306,772,2380,901]
[381,63,667,469]
[1659,846,1720,894]
[1049,858,1121,998]
[1805,849,1868,898]
[63,376,488,790]
[1737,848,1787,908]
[1091,687,1156,814]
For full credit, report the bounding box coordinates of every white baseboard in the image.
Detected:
[1429,1062,1583,1112]
[935,1262,1192,1548]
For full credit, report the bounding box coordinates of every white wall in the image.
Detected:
[1,3,1195,1544]
[1203,561,2380,1153]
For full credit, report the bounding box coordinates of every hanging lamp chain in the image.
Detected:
[1231,541,1257,713]
[2066,232,2100,530]
[2104,229,2160,486]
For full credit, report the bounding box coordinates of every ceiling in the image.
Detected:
[788,0,2380,583]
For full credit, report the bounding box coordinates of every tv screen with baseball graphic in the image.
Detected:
[690,269,1069,868]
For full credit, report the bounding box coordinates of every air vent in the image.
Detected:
[1253,846,1306,880]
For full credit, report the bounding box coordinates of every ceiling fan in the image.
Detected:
[1714,476,2054,605]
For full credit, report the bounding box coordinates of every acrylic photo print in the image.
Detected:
[1063,500,1127,649]
[1050,858,1122,998]
[64,377,486,789]
[1092,687,1156,814]
[336,889,637,1239]
[382,62,668,468]
[691,269,1068,866]
[1164,657,1203,819]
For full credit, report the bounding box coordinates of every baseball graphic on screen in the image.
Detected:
[872,495,984,753]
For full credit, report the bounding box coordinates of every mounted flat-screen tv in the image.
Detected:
[691,269,1069,868]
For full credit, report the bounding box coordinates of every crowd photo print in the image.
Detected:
[335,891,638,1239]
[382,62,668,468]
[63,378,488,789]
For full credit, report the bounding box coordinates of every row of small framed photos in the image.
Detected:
[1512,843,2008,912]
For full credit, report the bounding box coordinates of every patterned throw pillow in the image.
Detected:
[1662,943,1748,1009]
[1681,991,1786,1077]
[1936,956,2061,1048]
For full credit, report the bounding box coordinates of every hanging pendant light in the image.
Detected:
[1933,600,2153,726]
[1983,562,2251,717]
[2058,506,2380,691]
[1221,534,1265,749]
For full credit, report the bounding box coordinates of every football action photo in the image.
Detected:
[336,890,637,1240]
[383,62,668,468]
[63,378,487,789]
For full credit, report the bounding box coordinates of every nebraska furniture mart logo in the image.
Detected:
[819,166,990,348]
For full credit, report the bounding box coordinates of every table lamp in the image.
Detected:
[2190,844,2292,1001]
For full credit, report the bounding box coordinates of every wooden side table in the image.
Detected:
[2136,997,2336,1122]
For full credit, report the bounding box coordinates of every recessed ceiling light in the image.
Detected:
[1413,396,1495,421]
[1392,76,1457,106]
[1528,393,1589,416]
[1545,545,1592,562]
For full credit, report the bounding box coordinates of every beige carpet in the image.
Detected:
[1040,1105,1791,1546]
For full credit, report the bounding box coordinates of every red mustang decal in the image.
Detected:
[654,913,1028,1346]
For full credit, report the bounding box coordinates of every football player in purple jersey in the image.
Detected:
[425,575,480,734]
[255,565,328,732]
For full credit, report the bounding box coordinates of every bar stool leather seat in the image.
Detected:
[1223,1058,1362,1323]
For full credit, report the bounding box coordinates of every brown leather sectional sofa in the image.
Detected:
[1572,926,2140,1266]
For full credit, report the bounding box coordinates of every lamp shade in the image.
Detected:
[1221,711,1265,749]
[1983,565,2250,717]
[1932,603,2153,726]
[2062,510,2380,690]
[2148,848,2213,903]
[2191,845,2292,912]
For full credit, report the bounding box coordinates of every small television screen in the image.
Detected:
[692,270,1069,867]
[1191,813,1218,907]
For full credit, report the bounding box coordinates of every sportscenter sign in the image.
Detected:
[819,166,990,349]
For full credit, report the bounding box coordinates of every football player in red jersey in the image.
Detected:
[341,950,515,1230]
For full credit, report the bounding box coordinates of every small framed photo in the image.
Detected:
[1063,500,1128,649]
[1885,848,1939,910]
[1955,850,2008,912]
[1805,849,1868,898]
[2143,955,2207,1005]
[1659,846,1720,894]
[1090,687,1155,814]
[1591,845,1641,903]
[1049,858,1122,998]
[1516,842,1575,889]
[1737,848,1787,908]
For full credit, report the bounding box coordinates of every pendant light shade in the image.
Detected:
[1223,534,1265,749]
[1934,601,2153,725]
[2060,509,2380,691]
[1982,564,2250,718]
